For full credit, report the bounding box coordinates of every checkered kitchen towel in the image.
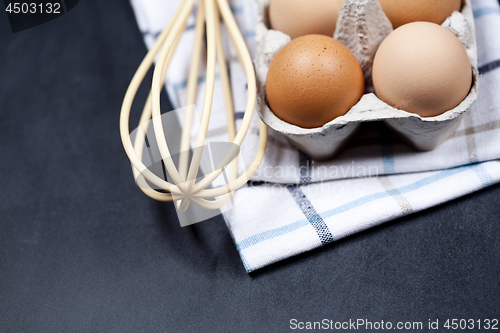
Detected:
[130,0,500,272]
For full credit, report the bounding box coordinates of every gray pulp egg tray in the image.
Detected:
[254,0,479,160]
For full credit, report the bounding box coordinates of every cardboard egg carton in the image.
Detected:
[254,0,479,160]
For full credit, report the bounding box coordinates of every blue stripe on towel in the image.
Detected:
[141,30,161,40]
[288,152,334,245]
[479,59,500,75]
[471,163,494,188]
[381,144,395,174]
[236,219,310,252]
[287,186,335,245]
[245,31,256,38]
[229,5,244,14]
[473,7,500,18]
[319,166,465,220]
[237,164,482,251]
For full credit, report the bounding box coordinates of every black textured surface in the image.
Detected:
[1,1,499,332]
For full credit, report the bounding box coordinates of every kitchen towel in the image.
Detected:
[130,0,500,272]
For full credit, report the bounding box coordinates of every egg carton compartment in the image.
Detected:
[254,0,479,160]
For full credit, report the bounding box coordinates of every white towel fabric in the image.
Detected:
[130,0,500,272]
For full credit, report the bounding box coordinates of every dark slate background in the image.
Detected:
[1,1,499,332]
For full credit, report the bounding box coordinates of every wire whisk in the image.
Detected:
[120,0,268,212]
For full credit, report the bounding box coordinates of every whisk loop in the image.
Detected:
[120,0,268,211]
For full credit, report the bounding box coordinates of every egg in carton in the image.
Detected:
[254,0,479,160]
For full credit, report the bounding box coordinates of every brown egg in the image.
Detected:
[378,0,462,29]
[268,0,343,39]
[266,35,364,128]
[372,22,472,117]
